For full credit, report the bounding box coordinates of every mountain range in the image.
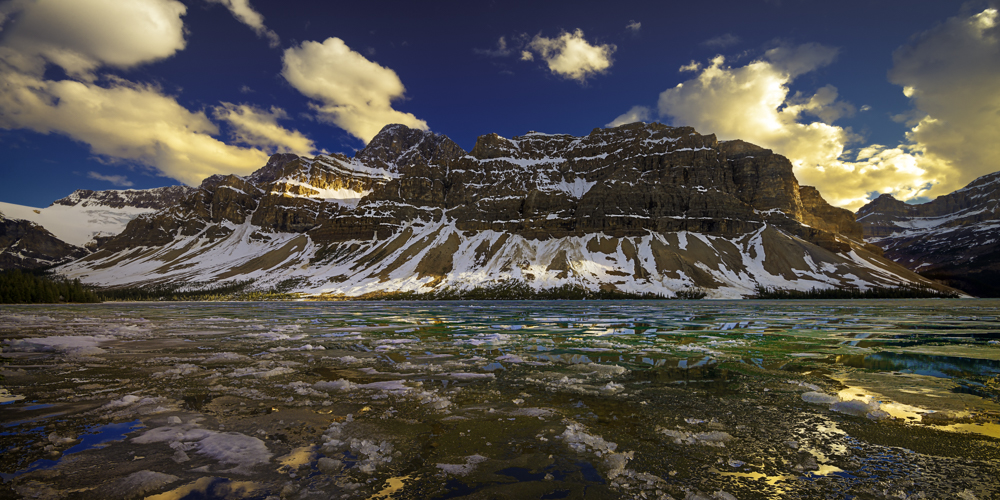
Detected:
[2,122,986,298]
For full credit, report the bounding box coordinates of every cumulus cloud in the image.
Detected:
[887,7,1000,197]
[0,0,187,79]
[526,29,616,82]
[0,0,276,186]
[281,37,428,143]
[87,171,133,187]
[205,0,280,48]
[702,34,741,48]
[213,103,315,155]
[607,105,651,127]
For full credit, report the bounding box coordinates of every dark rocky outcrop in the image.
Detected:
[0,216,86,270]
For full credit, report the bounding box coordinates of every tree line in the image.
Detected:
[0,269,100,303]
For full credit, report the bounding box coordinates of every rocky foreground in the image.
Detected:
[44,122,945,298]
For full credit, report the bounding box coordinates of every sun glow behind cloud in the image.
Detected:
[607,8,1000,210]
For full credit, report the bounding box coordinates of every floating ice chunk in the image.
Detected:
[350,438,394,474]
[134,424,272,474]
[48,433,77,445]
[95,470,180,499]
[560,422,618,454]
[447,372,496,380]
[229,367,296,379]
[314,379,356,392]
[435,455,488,476]
[318,457,344,474]
[454,333,512,346]
[326,355,364,364]
[167,416,182,425]
[152,364,202,379]
[203,352,248,363]
[657,427,733,447]
[801,392,840,405]
[684,418,707,425]
[569,363,628,379]
[830,399,881,417]
[360,380,411,392]
[4,335,112,356]
[787,380,823,392]
[604,451,634,479]
[496,354,525,363]
[727,459,745,468]
[600,382,624,394]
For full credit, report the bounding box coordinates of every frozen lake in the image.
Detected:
[2,300,999,499]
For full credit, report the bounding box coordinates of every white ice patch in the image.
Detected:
[436,455,488,476]
[133,424,272,474]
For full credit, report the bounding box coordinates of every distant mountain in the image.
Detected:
[0,186,193,270]
[857,171,1000,297]
[54,122,949,298]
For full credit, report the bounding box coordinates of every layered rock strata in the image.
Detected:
[58,122,948,298]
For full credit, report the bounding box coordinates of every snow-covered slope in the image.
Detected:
[0,201,155,248]
[58,123,952,298]
[0,186,192,248]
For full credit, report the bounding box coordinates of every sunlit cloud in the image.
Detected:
[0,0,187,80]
[887,7,1000,198]
[626,21,641,34]
[0,0,281,186]
[282,37,428,143]
[525,29,615,82]
[205,0,280,48]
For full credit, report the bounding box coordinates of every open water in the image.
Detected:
[1,300,999,499]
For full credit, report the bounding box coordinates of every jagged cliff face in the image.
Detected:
[857,171,1000,296]
[59,123,946,298]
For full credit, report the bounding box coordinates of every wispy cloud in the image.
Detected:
[701,34,741,49]
[213,103,315,155]
[204,0,280,48]
[87,171,133,187]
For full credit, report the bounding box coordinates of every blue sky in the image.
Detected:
[1,0,997,210]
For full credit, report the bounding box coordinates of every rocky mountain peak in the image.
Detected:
[248,153,301,185]
[355,124,465,169]
[470,133,520,159]
[51,186,194,210]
